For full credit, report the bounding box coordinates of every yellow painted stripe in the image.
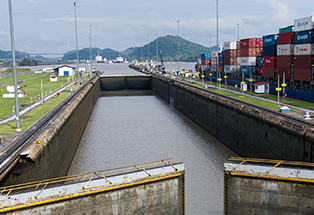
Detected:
[230,172,314,183]
[25,148,36,157]
[0,173,183,213]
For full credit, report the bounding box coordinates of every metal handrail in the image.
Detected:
[229,157,314,167]
[0,159,181,195]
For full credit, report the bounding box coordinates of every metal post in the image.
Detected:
[283,72,285,100]
[236,23,239,41]
[89,25,92,78]
[8,0,20,130]
[177,20,180,71]
[73,1,79,80]
[216,0,220,88]
[141,39,143,62]
[41,78,43,105]
[147,34,149,64]
[156,32,158,64]
[277,73,280,106]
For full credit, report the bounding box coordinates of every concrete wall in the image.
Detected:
[1,78,100,186]
[100,75,152,91]
[4,174,185,215]
[130,64,314,162]
[224,173,314,215]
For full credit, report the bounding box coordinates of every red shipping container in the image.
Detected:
[257,67,263,75]
[277,56,293,67]
[262,66,276,78]
[276,67,291,80]
[293,55,314,68]
[229,49,237,58]
[262,56,276,67]
[240,38,256,48]
[201,59,211,65]
[237,49,241,57]
[219,65,224,73]
[236,41,240,49]
[224,57,237,65]
[256,47,263,57]
[277,32,294,45]
[256,38,263,47]
[240,47,257,57]
[294,68,311,82]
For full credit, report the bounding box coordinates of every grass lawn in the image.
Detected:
[0,92,72,134]
[0,75,77,118]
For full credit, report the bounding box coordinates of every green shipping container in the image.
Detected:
[279,25,294,33]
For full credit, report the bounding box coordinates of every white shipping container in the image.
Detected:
[224,65,237,73]
[294,43,314,55]
[211,57,218,64]
[239,57,257,66]
[224,41,237,50]
[294,16,314,32]
[277,44,294,56]
[211,51,218,58]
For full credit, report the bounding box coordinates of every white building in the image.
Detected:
[53,65,76,77]
[254,82,269,94]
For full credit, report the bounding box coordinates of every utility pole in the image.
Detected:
[156,32,158,64]
[89,24,92,78]
[177,20,180,71]
[73,1,79,80]
[147,34,149,63]
[216,0,220,88]
[141,39,143,62]
[236,23,240,41]
[8,0,21,130]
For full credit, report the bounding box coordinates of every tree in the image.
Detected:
[19,58,38,66]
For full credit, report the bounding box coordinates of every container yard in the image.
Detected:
[198,15,314,101]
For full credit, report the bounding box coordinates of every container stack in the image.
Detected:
[239,38,261,75]
[201,54,211,72]
[219,51,224,74]
[262,34,277,78]
[293,16,314,82]
[223,41,237,73]
[276,27,294,80]
[211,46,223,73]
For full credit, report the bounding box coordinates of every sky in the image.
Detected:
[0,0,314,58]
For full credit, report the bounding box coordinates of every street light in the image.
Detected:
[73,1,79,79]
[89,24,92,78]
[147,34,149,64]
[177,20,180,71]
[8,0,21,130]
[236,23,240,41]
[216,0,220,88]
[156,32,158,64]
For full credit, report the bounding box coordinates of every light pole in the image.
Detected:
[216,0,220,88]
[147,34,149,64]
[236,23,240,41]
[177,20,180,71]
[141,39,143,62]
[8,0,21,130]
[89,24,92,78]
[73,1,79,79]
[156,32,159,64]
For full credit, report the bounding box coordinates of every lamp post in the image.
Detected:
[156,32,158,64]
[177,20,180,71]
[89,24,92,78]
[73,1,79,79]
[236,23,240,41]
[141,39,143,62]
[8,0,21,130]
[147,34,149,64]
[216,0,220,88]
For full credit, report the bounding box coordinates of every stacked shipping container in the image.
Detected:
[276,29,294,80]
[293,16,314,82]
[262,34,277,78]
[239,38,262,75]
[200,53,211,72]
[224,41,237,73]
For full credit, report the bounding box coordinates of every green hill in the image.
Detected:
[130,35,211,62]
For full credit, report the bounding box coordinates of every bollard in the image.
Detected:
[50,89,52,94]
[12,106,14,113]
[31,97,33,103]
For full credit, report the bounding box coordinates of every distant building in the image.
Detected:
[53,65,76,77]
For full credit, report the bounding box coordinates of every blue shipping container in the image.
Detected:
[258,57,263,67]
[263,34,277,46]
[294,30,314,44]
[220,59,224,66]
[240,66,256,75]
[201,54,211,59]
[263,45,277,56]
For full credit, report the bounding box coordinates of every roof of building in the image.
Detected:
[53,65,76,70]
